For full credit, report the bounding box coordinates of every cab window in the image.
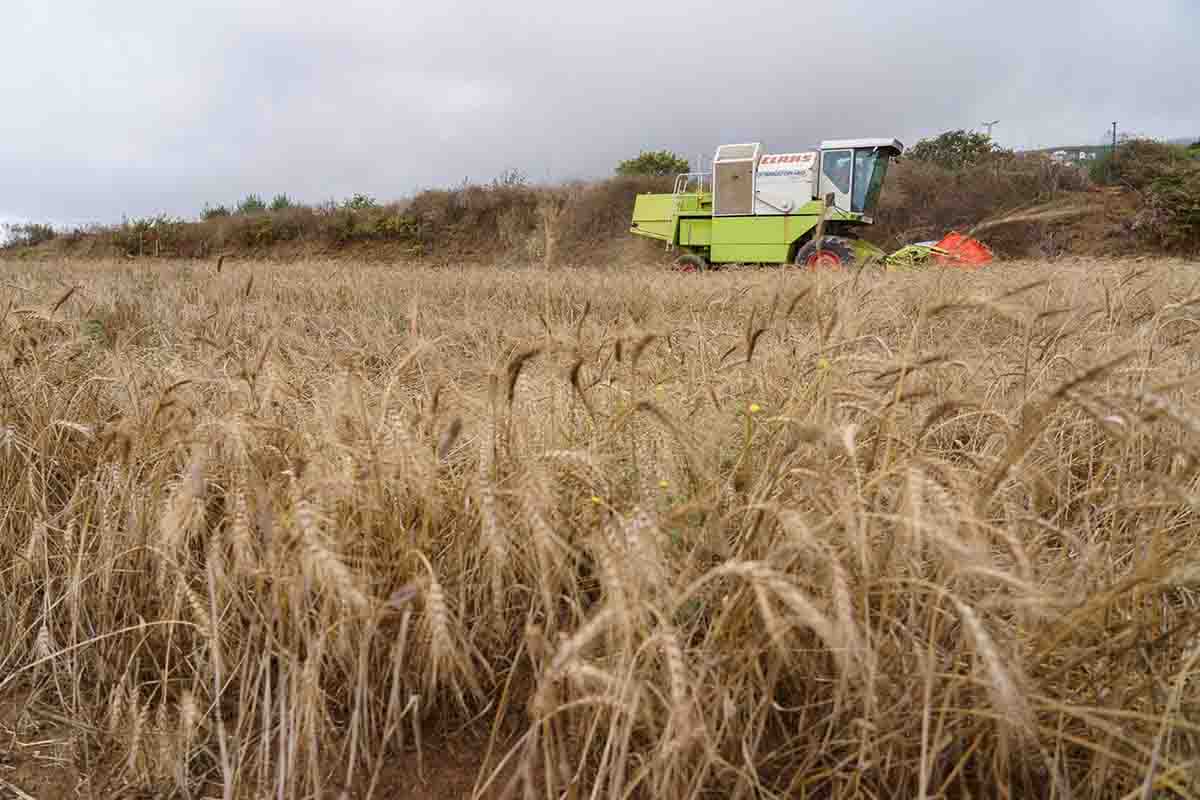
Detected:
[821,150,852,194]
[852,149,878,212]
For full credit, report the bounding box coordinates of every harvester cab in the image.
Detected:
[814,139,902,221]
[630,137,904,270]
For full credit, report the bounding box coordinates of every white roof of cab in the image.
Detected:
[819,138,904,153]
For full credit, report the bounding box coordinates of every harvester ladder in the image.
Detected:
[667,172,711,253]
[667,174,686,252]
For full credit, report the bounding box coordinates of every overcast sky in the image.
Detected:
[2,0,1198,228]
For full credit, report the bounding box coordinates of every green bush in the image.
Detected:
[237,194,267,215]
[202,204,231,220]
[234,217,277,248]
[270,194,296,212]
[110,214,189,255]
[377,212,421,240]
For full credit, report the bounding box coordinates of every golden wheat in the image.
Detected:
[0,253,1197,798]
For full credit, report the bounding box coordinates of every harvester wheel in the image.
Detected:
[672,253,708,273]
[794,236,858,271]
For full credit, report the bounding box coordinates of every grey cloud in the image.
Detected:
[2,0,1197,225]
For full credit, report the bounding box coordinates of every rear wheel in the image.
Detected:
[672,253,709,273]
[794,236,858,271]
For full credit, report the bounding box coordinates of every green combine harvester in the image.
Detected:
[629,138,904,271]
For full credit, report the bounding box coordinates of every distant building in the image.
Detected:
[1046,149,1097,164]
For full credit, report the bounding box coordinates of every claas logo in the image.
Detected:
[759,153,814,166]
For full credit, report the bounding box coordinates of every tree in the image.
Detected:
[615,149,691,177]
[906,129,1005,170]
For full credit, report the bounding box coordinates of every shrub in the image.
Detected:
[111,214,190,256]
[236,194,267,215]
[553,175,672,255]
[1,222,57,248]
[1090,137,1188,189]
[270,193,296,212]
[376,211,422,242]
[202,204,231,220]
[1132,164,1200,252]
[402,180,540,253]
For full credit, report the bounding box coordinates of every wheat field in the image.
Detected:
[1,254,1199,799]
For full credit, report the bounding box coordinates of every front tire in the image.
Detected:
[794,236,858,271]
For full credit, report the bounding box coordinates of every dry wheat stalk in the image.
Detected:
[1,256,1197,799]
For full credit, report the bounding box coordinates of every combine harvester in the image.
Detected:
[629,138,992,271]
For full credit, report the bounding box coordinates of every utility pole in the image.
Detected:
[1110,121,1118,183]
[982,119,999,139]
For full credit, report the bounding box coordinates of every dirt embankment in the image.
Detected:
[2,161,1169,267]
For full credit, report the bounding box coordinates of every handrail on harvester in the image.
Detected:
[665,172,713,252]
